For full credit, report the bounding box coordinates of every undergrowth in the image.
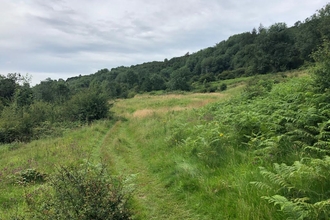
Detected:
[161,69,330,218]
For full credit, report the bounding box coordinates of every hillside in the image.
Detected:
[60,3,330,98]
[2,61,330,219]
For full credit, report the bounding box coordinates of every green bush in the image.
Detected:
[26,162,133,220]
[66,90,110,123]
[243,77,273,99]
[127,91,136,98]
[311,40,330,93]
[219,83,227,91]
[0,106,33,143]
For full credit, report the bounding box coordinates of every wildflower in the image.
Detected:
[219,133,224,137]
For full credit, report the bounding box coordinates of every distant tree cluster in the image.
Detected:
[0,74,110,143]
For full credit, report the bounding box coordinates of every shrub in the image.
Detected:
[16,168,47,185]
[219,83,227,91]
[127,91,136,98]
[66,90,110,123]
[243,77,273,99]
[26,162,133,219]
[0,106,33,143]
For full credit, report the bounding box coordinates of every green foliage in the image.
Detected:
[252,157,330,220]
[0,106,33,143]
[16,168,47,185]
[242,76,274,99]
[66,90,110,123]
[26,162,133,220]
[219,83,227,91]
[0,84,111,143]
[33,78,70,103]
[0,75,16,101]
[3,69,330,219]
[168,66,191,91]
[14,83,33,107]
[311,39,330,92]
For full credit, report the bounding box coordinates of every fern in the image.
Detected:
[250,181,271,191]
[259,165,294,192]
[262,195,309,220]
[253,157,330,219]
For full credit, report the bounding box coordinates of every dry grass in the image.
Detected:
[113,92,228,119]
[132,107,186,118]
[134,92,225,99]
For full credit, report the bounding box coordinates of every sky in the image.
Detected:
[0,0,328,85]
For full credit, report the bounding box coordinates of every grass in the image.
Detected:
[0,70,313,219]
[0,121,115,219]
[112,92,231,119]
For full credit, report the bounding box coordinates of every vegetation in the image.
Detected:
[0,75,110,143]
[26,162,133,220]
[1,4,330,219]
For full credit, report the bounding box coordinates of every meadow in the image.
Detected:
[1,69,330,219]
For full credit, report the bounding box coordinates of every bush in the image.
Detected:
[26,162,133,220]
[0,106,33,143]
[243,77,273,99]
[66,90,110,123]
[127,91,136,98]
[16,168,47,185]
[219,83,227,91]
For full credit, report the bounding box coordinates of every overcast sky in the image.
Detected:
[0,0,328,85]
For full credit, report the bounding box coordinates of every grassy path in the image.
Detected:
[91,92,237,219]
[97,119,199,219]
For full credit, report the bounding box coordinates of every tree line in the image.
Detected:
[0,74,110,143]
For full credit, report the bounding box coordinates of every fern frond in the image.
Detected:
[317,131,330,140]
[287,129,316,140]
[304,145,330,155]
[259,166,294,191]
[303,125,319,134]
[250,181,271,191]
[262,195,309,220]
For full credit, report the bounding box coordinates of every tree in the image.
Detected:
[14,82,33,107]
[150,74,166,90]
[168,66,191,91]
[0,74,17,101]
[66,90,110,123]
[33,78,56,102]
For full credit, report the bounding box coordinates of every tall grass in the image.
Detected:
[2,70,329,219]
